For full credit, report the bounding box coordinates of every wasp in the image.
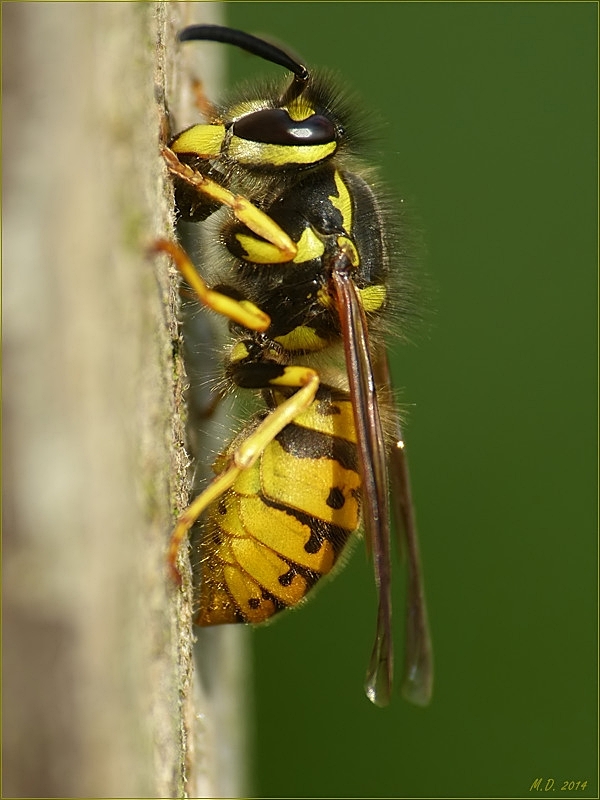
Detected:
[154,24,433,707]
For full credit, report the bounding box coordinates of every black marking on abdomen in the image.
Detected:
[275,423,358,472]
[261,495,357,559]
[278,567,296,587]
[326,486,346,510]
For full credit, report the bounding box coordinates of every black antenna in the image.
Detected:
[178,24,309,104]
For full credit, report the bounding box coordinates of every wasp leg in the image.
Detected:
[152,239,270,332]
[162,147,297,263]
[168,365,320,583]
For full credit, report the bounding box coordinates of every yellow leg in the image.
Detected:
[162,147,297,263]
[152,239,270,331]
[168,366,320,583]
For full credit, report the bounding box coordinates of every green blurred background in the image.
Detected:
[221,3,597,797]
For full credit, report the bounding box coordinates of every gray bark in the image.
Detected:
[2,3,246,797]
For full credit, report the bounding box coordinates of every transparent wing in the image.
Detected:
[331,267,393,707]
[375,352,433,706]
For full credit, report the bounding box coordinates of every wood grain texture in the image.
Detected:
[2,3,247,796]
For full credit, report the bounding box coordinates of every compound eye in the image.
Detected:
[233,108,336,146]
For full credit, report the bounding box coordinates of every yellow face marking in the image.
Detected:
[329,170,353,231]
[285,98,316,122]
[171,124,225,156]
[359,284,387,312]
[228,136,337,167]
[261,440,360,530]
[274,327,327,352]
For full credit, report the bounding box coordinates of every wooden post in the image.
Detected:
[2,3,248,796]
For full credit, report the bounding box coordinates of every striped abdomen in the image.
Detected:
[195,392,361,625]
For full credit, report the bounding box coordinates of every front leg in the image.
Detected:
[152,239,270,332]
[163,146,297,263]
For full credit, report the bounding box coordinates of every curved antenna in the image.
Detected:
[178,24,309,104]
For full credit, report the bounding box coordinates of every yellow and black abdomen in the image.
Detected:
[196,391,362,625]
